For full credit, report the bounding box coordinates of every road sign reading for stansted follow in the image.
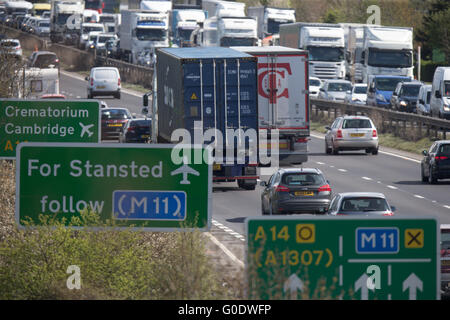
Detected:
[16,143,211,231]
[0,99,100,159]
[246,217,439,300]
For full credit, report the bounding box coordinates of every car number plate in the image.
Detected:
[350,133,365,137]
[97,85,106,89]
[294,191,314,196]
[108,124,122,127]
[213,164,221,171]
[141,134,150,138]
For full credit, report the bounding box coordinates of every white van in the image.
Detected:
[86,67,121,99]
[430,67,450,119]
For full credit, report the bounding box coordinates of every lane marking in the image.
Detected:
[444,205,450,210]
[414,195,425,199]
[316,161,325,165]
[338,169,347,172]
[362,177,372,181]
[204,233,244,268]
[387,185,398,190]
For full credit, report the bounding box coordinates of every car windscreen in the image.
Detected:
[98,36,113,43]
[375,78,409,91]
[38,22,49,27]
[102,110,130,120]
[340,197,389,212]
[309,79,321,87]
[328,82,352,92]
[401,85,421,97]
[94,69,117,79]
[342,119,372,129]
[281,173,325,186]
[354,86,367,94]
[444,81,450,97]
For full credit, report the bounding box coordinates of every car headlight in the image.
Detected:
[400,101,408,107]
[376,93,386,102]
[444,105,450,112]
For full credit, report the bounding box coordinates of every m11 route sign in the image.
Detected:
[16,143,211,231]
[246,216,439,300]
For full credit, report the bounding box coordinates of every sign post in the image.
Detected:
[16,143,211,231]
[246,217,439,300]
[0,99,100,159]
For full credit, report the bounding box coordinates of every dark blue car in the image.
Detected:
[119,118,151,143]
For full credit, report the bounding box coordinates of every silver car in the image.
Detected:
[325,115,379,155]
[318,79,353,102]
[327,192,395,216]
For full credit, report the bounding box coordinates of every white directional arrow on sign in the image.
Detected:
[402,273,423,300]
[284,273,304,299]
[354,273,375,300]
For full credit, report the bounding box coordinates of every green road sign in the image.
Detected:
[0,99,100,159]
[246,217,439,300]
[16,143,211,231]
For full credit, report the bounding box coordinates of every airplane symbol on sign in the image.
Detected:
[171,156,199,185]
[79,122,94,138]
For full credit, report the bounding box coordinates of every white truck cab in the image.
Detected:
[430,67,450,119]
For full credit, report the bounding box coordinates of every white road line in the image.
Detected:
[316,162,325,165]
[330,165,335,168]
[204,233,244,268]
[444,205,450,210]
[362,177,372,181]
[414,195,425,199]
[338,169,347,172]
[387,185,398,190]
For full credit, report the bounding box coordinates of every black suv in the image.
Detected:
[421,140,450,184]
[390,81,423,113]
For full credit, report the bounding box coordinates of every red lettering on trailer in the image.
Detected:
[258,63,292,104]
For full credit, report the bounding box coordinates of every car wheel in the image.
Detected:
[332,143,339,155]
[421,164,428,183]
[261,201,267,215]
[371,147,378,155]
[365,148,371,154]
[428,166,437,184]
[115,92,121,99]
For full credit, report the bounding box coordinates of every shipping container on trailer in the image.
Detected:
[156,47,259,190]
[232,46,309,165]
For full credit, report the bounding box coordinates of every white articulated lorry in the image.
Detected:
[339,23,367,82]
[233,46,310,165]
[247,6,296,40]
[361,25,414,83]
[280,22,346,80]
[50,0,84,43]
[202,0,245,18]
[119,9,169,64]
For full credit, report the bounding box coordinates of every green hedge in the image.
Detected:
[418,60,447,83]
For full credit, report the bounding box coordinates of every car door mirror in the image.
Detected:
[422,150,428,156]
[260,181,267,187]
[85,76,90,81]
[419,99,424,104]
[435,90,441,98]
[391,206,396,212]
[392,91,397,96]
[325,126,331,131]
[320,88,325,92]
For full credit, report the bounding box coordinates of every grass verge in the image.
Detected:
[0,160,233,300]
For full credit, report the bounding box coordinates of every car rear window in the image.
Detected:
[34,54,58,68]
[1,41,18,47]
[340,197,389,212]
[102,109,130,120]
[94,69,117,79]
[328,82,352,92]
[342,119,372,129]
[131,120,151,127]
[438,144,450,155]
[442,232,450,250]
[281,173,325,186]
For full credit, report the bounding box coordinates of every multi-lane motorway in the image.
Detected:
[60,71,450,238]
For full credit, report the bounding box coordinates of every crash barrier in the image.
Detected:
[1,25,153,88]
[311,98,450,141]
[95,55,153,89]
